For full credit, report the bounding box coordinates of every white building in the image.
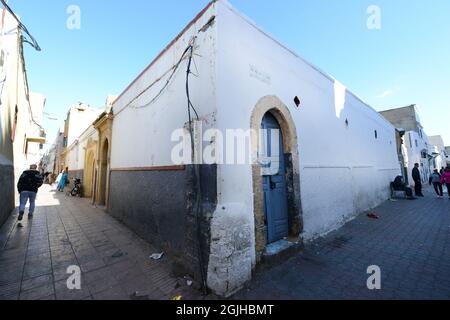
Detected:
[428,135,447,171]
[1,8,44,225]
[109,0,400,296]
[20,92,47,170]
[62,102,103,150]
[380,105,432,185]
[65,124,98,181]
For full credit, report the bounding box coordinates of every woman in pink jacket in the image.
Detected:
[440,167,450,198]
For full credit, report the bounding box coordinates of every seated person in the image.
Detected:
[392,176,415,199]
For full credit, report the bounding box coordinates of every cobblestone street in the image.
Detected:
[0,185,203,300]
[234,186,450,300]
[1,184,450,300]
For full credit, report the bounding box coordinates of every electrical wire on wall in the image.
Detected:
[1,0,41,51]
[18,34,44,131]
[111,16,214,293]
[1,0,43,133]
[183,37,208,296]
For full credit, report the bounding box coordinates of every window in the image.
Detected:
[374,130,378,139]
[294,96,301,108]
[415,140,418,148]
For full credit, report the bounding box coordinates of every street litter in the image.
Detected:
[367,213,379,219]
[172,295,183,300]
[150,252,164,260]
[112,250,124,258]
[187,280,193,287]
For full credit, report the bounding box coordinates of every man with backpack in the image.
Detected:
[17,164,44,221]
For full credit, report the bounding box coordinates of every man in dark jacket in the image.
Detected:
[392,175,415,199]
[412,163,424,197]
[17,164,44,221]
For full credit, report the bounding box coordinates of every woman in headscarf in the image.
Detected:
[57,169,69,192]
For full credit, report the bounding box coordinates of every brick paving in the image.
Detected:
[0,185,204,300]
[1,184,450,300]
[233,186,450,300]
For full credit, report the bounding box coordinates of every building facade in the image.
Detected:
[428,135,448,171]
[380,105,433,184]
[0,9,44,226]
[108,0,400,296]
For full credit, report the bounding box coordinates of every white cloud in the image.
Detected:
[377,90,394,99]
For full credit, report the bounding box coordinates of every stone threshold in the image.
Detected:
[261,238,303,267]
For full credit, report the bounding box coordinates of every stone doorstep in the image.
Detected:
[260,239,303,268]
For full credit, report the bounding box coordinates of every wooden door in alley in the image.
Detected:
[262,113,289,244]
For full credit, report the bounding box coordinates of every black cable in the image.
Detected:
[1,0,41,51]
[185,42,208,296]
[133,45,193,109]
[18,35,44,131]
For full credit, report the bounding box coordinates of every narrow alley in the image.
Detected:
[0,185,204,300]
[234,187,450,300]
[1,183,450,300]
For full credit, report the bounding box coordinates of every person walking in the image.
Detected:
[430,169,444,198]
[57,169,69,192]
[440,167,450,199]
[55,171,63,186]
[412,163,424,197]
[17,164,44,221]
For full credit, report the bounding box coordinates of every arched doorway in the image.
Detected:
[261,112,289,243]
[99,139,109,206]
[251,96,303,261]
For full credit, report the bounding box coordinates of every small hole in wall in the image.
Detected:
[294,96,301,108]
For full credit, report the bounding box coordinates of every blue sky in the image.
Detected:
[11,0,450,146]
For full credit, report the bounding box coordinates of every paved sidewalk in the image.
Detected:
[2,185,450,300]
[234,186,450,300]
[0,185,204,300]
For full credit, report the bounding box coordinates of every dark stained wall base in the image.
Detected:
[108,165,217,281]
[0,165,15,227]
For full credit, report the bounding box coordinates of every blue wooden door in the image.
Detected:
[262,113,289,244]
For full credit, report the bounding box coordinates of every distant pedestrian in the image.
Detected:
[430,169,443,198]
[440,167,445,175]
[55,171,63,186]
[17,164,44,221]
[57,169,69,192]
[440,167,450,199]
[412,163,424,197]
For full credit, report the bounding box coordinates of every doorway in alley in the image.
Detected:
[99,138,109,206]
[250,96,303,261]
[261,112,289,243]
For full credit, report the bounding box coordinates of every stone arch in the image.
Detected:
[250,95,303,261]
[98,137,110,206]
[83,147,96,199]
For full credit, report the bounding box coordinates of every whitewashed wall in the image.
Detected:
[109,0,401,297]
[111,3,218,169]
[66,125,98,172]
[404,130,431,183]
[207,0,401,295]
